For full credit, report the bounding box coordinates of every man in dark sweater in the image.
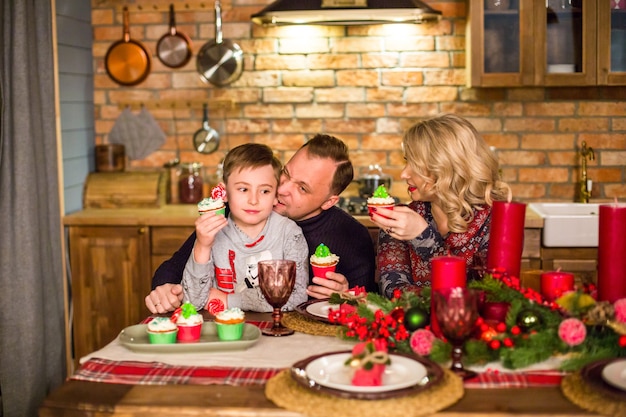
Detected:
[146,134,377,314]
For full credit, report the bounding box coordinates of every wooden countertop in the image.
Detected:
[63,204,544,228]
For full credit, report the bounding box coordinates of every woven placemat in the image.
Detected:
[282,312,340,337]
[562,372,626,417]
[265,368,463,417]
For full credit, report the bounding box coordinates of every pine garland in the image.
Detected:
[330,275,626,371]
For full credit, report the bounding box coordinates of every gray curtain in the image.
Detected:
[0,1,67,416]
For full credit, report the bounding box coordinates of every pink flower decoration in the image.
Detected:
[558,318,587,346]
[410,329,436,356]
[614,299,626,323]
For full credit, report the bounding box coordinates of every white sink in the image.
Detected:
[528,203,600,247]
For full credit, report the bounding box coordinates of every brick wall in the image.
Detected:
[92,0,626,202]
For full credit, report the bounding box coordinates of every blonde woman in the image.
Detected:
[370,114,511,298]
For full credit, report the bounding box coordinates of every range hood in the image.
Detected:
[251,0,442,26]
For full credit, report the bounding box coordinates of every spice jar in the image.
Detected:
[178,162,204,204]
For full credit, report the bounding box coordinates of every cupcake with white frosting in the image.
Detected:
[214,308,245,341]
[146,317,178,344]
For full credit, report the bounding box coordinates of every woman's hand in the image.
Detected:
[370,205,429,240]
[193,212,228,263]
[307,271,349,299]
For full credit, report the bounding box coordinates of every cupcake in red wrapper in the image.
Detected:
[310,243,339,278]
[198,184,226,216]
[367,185,395,218]
[347,339,390,386]
[172,302,203,343]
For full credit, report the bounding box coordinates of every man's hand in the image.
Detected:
[306,271,349,299]
[145,284,184,314]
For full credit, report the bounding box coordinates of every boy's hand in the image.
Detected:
[193,212,228,263]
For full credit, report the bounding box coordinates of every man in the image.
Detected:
[146,134,377,314]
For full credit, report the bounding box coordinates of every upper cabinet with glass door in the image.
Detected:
[468,0,626,87]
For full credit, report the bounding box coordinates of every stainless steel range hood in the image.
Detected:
[251,0,442,26]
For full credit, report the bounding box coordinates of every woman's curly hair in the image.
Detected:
[402,114,512,233]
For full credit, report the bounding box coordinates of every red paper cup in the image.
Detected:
[176,323,202,343]
[367,204,394,218]
[311,262,337,278]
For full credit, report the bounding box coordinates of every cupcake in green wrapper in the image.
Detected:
[215,308,245,341]
[147,317,178,344]
[198,184,226,216]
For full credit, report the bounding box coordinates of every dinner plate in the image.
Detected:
[291,350,443,400]
[580,359,626,400]
[119,322,261,353]
[602,359,626,391]
[295,299,337,324]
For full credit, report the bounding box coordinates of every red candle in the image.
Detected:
[481,301,510,323]
[487,201,527,278]
[540,271,575,302]
[430,256,466,337]
[598,203,626,303]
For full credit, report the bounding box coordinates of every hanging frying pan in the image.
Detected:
[193,103,221,154]
[105,7,151,86]
[156,4,192,68]
[196,0,243,87]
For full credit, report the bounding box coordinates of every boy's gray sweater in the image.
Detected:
[182,211,309,312]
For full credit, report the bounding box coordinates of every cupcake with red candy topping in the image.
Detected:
[198,184,226,216]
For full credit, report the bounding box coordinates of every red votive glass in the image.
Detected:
[540,271,575,302]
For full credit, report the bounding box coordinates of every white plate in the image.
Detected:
[305,352,427,393]
[602,359,626,391]
[305,301,339,319]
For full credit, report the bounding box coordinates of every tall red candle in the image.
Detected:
[430,256,466,337]
[597,203,626,303]
[487,201,527,278]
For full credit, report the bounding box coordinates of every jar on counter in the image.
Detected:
[178,162,204,204]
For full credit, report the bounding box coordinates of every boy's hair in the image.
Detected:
[222,143,282,185]
[300,134,354,195]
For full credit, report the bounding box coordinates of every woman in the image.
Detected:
[370,114,511,298]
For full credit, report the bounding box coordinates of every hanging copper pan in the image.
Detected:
[105,7,151,86]
[156,4,192,68]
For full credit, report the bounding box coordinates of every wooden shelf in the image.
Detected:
[116,99,236,111]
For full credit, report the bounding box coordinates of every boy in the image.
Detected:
[182,144,308,312]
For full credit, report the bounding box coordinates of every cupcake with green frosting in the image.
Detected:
[310,243,339,278]
[173,302,203,343]
[367,185,395,217]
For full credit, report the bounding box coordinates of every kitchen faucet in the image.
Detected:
[579,141,594,203]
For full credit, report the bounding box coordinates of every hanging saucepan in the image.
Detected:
[156,4,192,68]
[196,0,243,87]
[193,103,220,154]
[105,7,151,86]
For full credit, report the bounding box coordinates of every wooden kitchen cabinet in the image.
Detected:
[468,0,626,87]
[151,226,195,276]
[68,226,151,366]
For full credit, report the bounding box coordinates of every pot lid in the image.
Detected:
[361,164,391,179]
[251,0,442,26]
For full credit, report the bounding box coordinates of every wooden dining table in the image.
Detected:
[39,312,602,417]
